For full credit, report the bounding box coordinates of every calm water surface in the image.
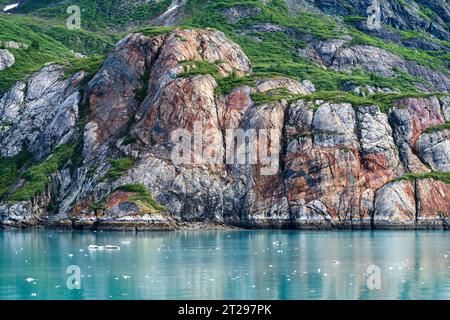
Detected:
[0,230,449,300]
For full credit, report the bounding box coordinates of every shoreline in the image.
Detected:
[1,219,449,231]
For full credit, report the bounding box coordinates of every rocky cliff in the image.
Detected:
[0,27,448,230]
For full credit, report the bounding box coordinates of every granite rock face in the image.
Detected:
[0,29,449,230]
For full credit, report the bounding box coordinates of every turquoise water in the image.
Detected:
[0,230,449,300]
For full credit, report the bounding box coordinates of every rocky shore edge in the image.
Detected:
[1,216,448,231]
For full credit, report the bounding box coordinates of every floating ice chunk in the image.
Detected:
[104,245,120,250]
[88,245,105,251]
[122,275,131,279]
[31,293,37,297]
[26,278,35,283]
[68,254,74,257]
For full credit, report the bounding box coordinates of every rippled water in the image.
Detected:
[0,230,449,300]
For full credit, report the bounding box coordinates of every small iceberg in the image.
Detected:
[88,245,105,251]
[105,245,120,250]
[88,245,120,251]
[26,278,35,283]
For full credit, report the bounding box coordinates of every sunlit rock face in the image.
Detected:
[0,29,448,230]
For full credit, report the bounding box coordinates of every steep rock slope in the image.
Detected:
[0,29,448,230]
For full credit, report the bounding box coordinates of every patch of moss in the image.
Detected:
[424,122,450,134]
[116,183,165,212]
[123,26,175,38]
[0,149,32,199]
[61,55,105,80]
[215,73,256,95]
[10,144,76,202]
[251,87,295,105]
[395,172,450,184]
[104,157,135,181]
[178,60,222,78]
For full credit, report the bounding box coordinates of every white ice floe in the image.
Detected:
[26,278,35,283]
[3,3,18,12]
[105,245,120,250]
[88,245,105,251]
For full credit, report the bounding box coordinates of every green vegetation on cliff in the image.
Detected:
[424,122,450,134]
[2,0,448,96]
[0,13,112,94]
[116,184,165,212]
[6,0,173,32]
[0,150,31,199]
[104,157,135,181]
[183,0,448,92]
[10,144,76,202]
[395,172,450,184]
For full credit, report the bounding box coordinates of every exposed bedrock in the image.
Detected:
[0,29,448,229]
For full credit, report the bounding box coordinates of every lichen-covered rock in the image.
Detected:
[374,180,417,229]
[302,41,450,92]
[0,65,83,159]
[389,96,446,172]
[374,178,450,229]
[416,179,450,229]
[418,129,450,172]
[356,105,404,187]
[0,49,14,71]
[285,102,368,229]
[223,5,262,23]
[0,202,40,228]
